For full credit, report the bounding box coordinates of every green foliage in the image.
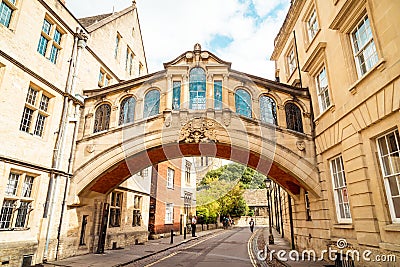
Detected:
[196,163,266,222]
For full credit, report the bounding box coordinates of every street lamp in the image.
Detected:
[265,178,274,245]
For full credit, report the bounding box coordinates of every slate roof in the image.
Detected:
[78,13,113,28]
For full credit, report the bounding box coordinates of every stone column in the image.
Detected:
[207,73,213,109]
[182,74,189,110]
[166,74,173,110]
[222,74,229,110]
[136,99,143,120]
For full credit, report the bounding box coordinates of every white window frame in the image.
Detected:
[167,168,174,189]
[307,9,319,41]
[287,49,296,75]
[350,14,379,77]
[315,66,331,112]
[376,129,400,223]
[165,203,173,224]
[330,156,352,223]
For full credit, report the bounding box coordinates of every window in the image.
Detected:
[214,80,222,110]
[119,97,135,125]
[19,85,52,137]
[201,156,209,167]
[132,195,142,227]
[189,67,206,110]
[114,34,120,59]
[184,192,192,216]
[0,0,17,28]
[185,160,191,185]
[138,62,144,76]
[287,49,296,75]
[235,89,252,118]
[260,95,277,125]
[330,156,352,222]
[167,168,174,189]
[79,215,88,245]
[351,15,378,76]
[165,203,173,224]
[98,69,111,87]
[109,191,122,227]
[377,130,400,222]
[304,191,312,221]
[129,54,134,75]
[93,104,111,133]
[139,168,149,178]
[37,18,63,64]
[143,89,160,118]
[316,66,331,112]
[307,9,319,41]
[172,81,181,110]
[0,172,34,229]
[125,47,134,76]
[285,103,303,133]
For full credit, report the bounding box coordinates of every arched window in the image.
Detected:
[285,103,303,133]
[235,89,252,118]
[94,104,111,133]
[119,97,136,125]
[260,95,277,125]
[144,89,160,118]
[189,67,206,110]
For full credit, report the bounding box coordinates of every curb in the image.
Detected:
[113,229,224,267]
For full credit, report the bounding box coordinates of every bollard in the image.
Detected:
[184,227,186,239]
[170,229,173,244]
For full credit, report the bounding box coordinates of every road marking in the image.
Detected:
[144,231,225,267]
[248,228,261,267]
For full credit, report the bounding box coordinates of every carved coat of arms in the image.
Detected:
[179,118,218,143]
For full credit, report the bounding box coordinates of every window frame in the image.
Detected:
[132,195,142,227]
[315,66,331,113]
[235,88,252,118]
[185,160,191,185]
[37,16,64,64]
[259,95,278,125]
[109,191,123,227]
[306,9,319,42]
[376,129,400,223]
[0,0,18,29]
[350,14,379,77]
[119,96,136,126]
[167,167,174,189]
[165,203,173,224]
[330,156,352,223]
[93,103,111,133]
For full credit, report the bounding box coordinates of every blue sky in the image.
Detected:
[66,0,290,79]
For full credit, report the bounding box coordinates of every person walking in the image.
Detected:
[249,218,255,233]
[191,215,197,237]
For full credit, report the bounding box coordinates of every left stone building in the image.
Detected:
[0,0,148,265]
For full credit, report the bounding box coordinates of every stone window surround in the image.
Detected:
[98,68,111,88]
[0,0,21,31]
[19,83,53,138]
[109,191,123,227]
[0,170,36,230]
[301,1,320,50]
[37,15,65,65]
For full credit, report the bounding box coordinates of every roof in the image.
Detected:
[243,189,268,206]
[78,13,113,28]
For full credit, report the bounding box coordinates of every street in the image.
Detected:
[130,227,255,267]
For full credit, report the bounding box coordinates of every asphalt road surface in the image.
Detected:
[132,227,255,267]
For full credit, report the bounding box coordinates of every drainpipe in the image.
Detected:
[288,193,295,250]
[43,28,86,261]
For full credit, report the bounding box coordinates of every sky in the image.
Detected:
[66,0,290,79]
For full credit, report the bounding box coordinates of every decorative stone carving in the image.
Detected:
[222,111,231,127]
[179,118,218,144]
[296,141,306,151]
[201,51,209,59]
[86,144,95,153]
[164,111,172,128]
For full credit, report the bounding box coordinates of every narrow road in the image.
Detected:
[132,227,255,267]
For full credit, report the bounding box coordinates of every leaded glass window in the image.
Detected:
[109,191,122,227]
[39,94,50,112]
[119,97,135,125]
[26,87,38,105]
[144,90,160,118]
[260,95,277,125]
[285,103,303,133]
[94,104,111,133]
[0,0,15,28]
[22,176,34,198]
[15,201,30,228]
[172,81,181,110]
[5,173,19,196]
[214,80,222,110]
[189,68,206,110]
[34,113,46,137]
[235,89,252,118]
[307,9,319,41]
[19,107,33,133]
[0,200,15,229]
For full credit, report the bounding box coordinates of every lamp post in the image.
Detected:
[265,178,274,244]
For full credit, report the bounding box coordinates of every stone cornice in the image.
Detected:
[271,0,306,60]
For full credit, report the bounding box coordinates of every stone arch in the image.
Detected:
[282,97,309,114]
[257,90,282,106]
[70,114,320,204]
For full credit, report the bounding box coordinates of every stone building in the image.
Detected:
[0,0,148,265]
[271,0,400,265]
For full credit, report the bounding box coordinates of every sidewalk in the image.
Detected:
[255,227,332,267]
[43,228,223,267]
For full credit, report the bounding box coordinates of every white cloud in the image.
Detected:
[66,0,289,79]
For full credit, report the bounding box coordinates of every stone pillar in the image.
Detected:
[207,73,213,109]
[166,74,173,110]
[182,74,189,110]
[277,104,286,127]
[83,113,93,136]
[253,98,260,120]
[222,74,229,110]
[136,99,143,120]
